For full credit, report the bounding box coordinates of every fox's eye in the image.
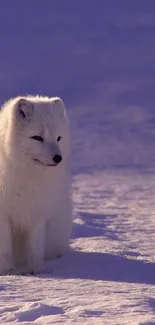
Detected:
[31,136,44,142]
[57,136,61,142]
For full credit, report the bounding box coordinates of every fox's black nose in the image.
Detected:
[53,154,62,164]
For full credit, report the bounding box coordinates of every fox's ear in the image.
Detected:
[15,97,34,120]
[51,97,66,116]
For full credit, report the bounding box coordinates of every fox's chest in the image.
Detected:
[2,176,57,226]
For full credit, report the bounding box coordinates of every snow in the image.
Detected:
[0,1,155,324]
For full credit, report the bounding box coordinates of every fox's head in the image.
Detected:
[4,96,70,168]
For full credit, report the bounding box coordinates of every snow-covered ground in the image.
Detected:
[0,1,155,324]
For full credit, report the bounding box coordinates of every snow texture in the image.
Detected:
[0,1,155,324]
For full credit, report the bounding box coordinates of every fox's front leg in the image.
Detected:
[45,194,72,260]
[0,219,15,275]
[26,220,46,274]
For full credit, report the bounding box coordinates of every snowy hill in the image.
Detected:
[0,1,155,324]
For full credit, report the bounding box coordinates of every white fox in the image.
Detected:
[0,95,72,275]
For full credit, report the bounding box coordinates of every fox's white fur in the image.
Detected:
[0,95,72,275]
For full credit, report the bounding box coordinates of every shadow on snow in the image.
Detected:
[50,250,155,286]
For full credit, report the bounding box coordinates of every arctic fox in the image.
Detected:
[0,95,72,275]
